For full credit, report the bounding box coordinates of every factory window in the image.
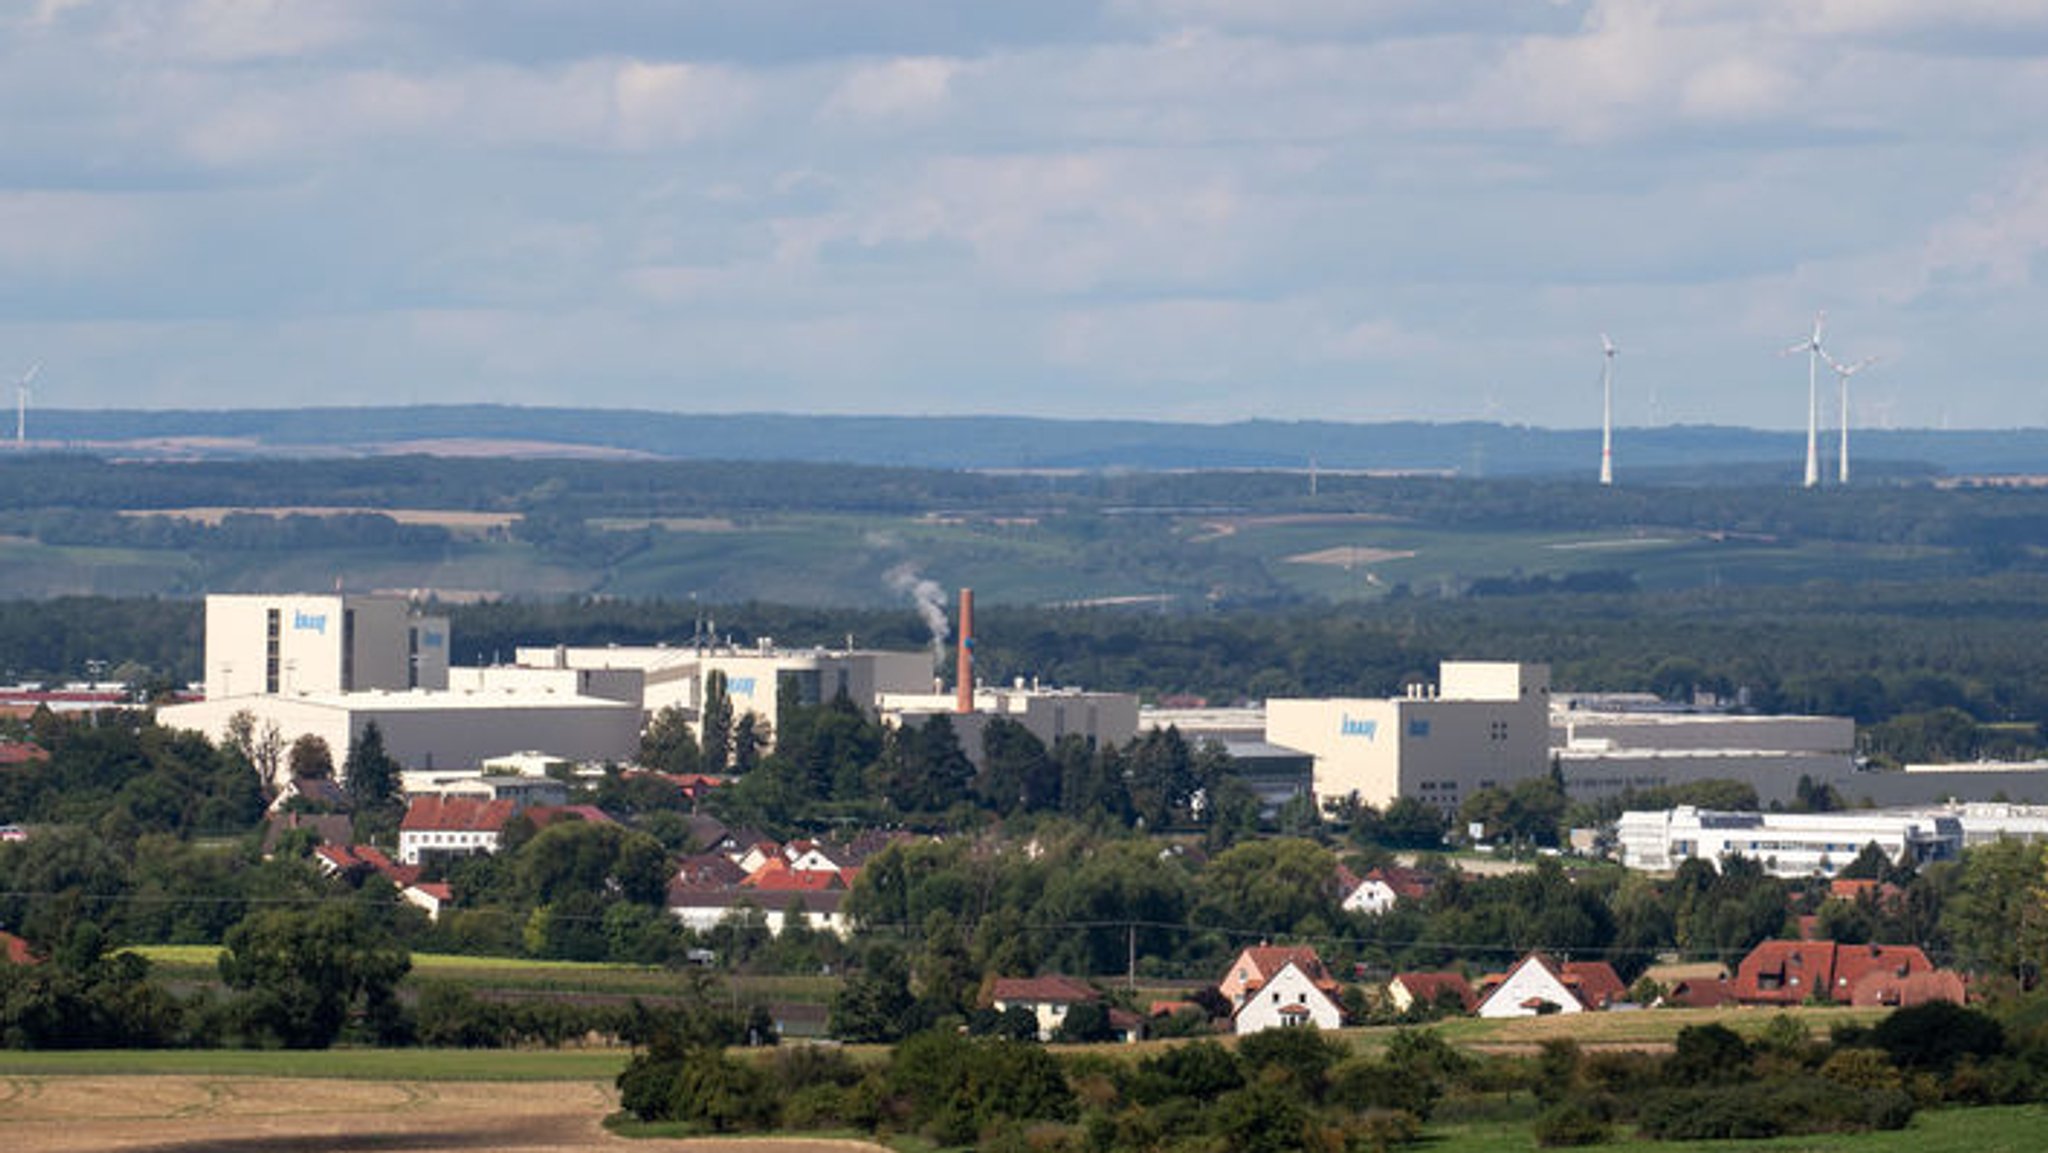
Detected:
[1488,721,1509,741]
[265,609,281,694]
[407,628,420,689]
[342,609,356,691]
[1408,719,1431,737]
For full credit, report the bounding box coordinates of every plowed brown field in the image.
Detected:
[0,1076,885,1153]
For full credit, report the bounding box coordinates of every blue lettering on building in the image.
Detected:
[421,631,444,649]
[1409,719,1431,737]
[1339,713,1377,739]
[728,677,757,697]
[293,611,327,634]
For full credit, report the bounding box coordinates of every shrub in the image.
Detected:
[1636,1077,1913,1141]
[1534,1101,1610,1147]
[1872,1001,2006,1073]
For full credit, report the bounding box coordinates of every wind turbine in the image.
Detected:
[14,363,38,447]
[1783,312,1826,488]
[1599,334,1617,486]
[1824,350,1879,485]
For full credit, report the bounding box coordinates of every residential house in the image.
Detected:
[0,930,36,965]
[1387,971,1476,1015]
[397,796,517,865]
[0,741,50,769]
[664,883,851,939]
[266,775,351,815]
[260,811,353,858]
[401,882,454,922]
[1476,953,1625,1018]
[1662,976,1740,1008]
[990,975,1105,1042]
[1340,865,1437,916]
[1733,940,1958,1007]
[1234,960,1345,1034]
[1220,945,1340,1011]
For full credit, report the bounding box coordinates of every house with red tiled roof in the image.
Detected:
[0,930,37,965]
[1388,971,1476,1015]
[1219,945,1340,1011]
[397,796,518,864]
[0,741,49,769]
[1476,953,1623,1018]
[674,852,747,889]
[1663,976,1740,1008]
[1234,960,1345,1034]
[1341,865,1437,916]
[526,804,618,829]
[1733,940,1954,1007]
[1561,960,1628,1010]
[401,882,454,922]
[742,859,846,893]
[990,975,1104,1041]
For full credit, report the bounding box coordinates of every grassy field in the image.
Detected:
[128,945,840,1006]
[1420,1105,2048,1153]
[0,1047,630,1080]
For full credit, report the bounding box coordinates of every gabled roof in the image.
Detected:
[1392,970,1476,1011]
[1560,961,1628,1009]
[400,795,517,833]
[1850,969,1966,1008]
[261,811,353,855]
[991,975,1100,1005]
[1664,977,1739,1008]
[1734,940,1942,1006]
[0,741,49,768]
[1476,952,1598,1014]
[1364,866,1436,901]
[1226,945,1338,993]
[673,852,747,889]
[0,930,37,965]
[743,859,846,892]
[526,804,617,828]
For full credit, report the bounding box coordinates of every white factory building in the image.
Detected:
[879,683,1141,767]
[160,594,639,780]
[512,641,934,743]
[1264,662,1552,812]
[1551,693,1856,807]
[1615,806,1966,877]
[202,593,450,698]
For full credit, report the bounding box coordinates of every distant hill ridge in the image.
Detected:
[18,405,2048,477]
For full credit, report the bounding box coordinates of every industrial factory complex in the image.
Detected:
[149,591,2048,878]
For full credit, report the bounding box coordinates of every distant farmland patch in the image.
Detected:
[589,516,738,532]
[121,507,520,536]
[1285,546,1417,567]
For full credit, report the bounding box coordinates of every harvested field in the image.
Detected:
[0,1075,884,1153]
[1284,546,1417,567]
[119,507,520,532]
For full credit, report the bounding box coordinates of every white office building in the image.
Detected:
[1615,806,1964,877]
[513,641,933,741]
[1265,662,1551,812]
[203,594,448,698]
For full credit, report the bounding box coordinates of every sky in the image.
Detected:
[6,1,2048,430]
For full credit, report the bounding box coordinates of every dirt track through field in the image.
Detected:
[0,1076,886,1153]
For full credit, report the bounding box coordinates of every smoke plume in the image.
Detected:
[884,562,949,660]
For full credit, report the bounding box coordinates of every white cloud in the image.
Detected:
[5,3,2048,427]
[822,56,960,123]
[1921,158,2048,291]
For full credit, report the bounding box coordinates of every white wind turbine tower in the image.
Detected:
[1783,312,1826,488]
[14,363,38,447]
[1599,334,1617,486]
[1825,350,1879,485]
